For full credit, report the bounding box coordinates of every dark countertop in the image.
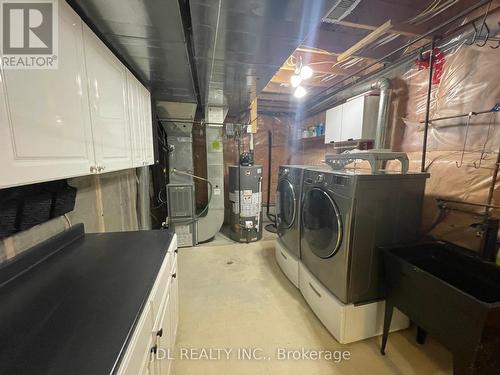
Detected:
[0,224,174,375]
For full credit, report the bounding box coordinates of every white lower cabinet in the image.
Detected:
[117,235,178,375]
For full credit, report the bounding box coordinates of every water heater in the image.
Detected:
[228,165,263,242]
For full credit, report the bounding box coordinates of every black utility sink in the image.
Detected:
[380,242,500,375]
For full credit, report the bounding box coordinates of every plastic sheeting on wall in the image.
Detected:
[386,18,500,249]
[396,40,500,153]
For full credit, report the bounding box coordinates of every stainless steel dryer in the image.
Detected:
[300,168,428,304]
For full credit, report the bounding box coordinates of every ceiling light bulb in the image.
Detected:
[300,65,313,79]
[294,86,307,99]
[290,74,302,87]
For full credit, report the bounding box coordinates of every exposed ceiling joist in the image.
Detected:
[335,19,427,38]
[337,20,393,61]
[280,65,349,76]
[295,47,379,63]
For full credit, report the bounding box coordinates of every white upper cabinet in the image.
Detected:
[325,105,343,144]
[126,72,154,167]
[341,96,365,141]
[0,0,154,189]
[127,72,144,167]
[324,95,380,144]
[0,2,95,188]
[83,25,132,173]
[142,85,154,165]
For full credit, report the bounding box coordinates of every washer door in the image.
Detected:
[276,179,296,230]
[302,187,343,259]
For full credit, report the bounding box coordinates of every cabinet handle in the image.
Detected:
[174,249,178,254]
[156,328,163,337]
[309,282,322,298]
[172,273,177,279]
[151,344,158,354]
[97,165,105,172]
[90,166,97,173]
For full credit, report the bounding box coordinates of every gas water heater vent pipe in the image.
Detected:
[372,77,391,149]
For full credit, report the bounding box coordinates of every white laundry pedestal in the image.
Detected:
[299,262,409,344]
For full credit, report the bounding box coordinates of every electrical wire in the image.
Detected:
[406,0,459,25]
[151,186,167,209]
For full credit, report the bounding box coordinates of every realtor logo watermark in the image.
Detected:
[1,0,58,69]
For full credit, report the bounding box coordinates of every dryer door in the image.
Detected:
[276,178,296,231]
[302,187,343,258]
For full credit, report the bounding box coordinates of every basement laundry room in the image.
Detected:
[1,0,500,374]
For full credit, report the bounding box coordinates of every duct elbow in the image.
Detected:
[372,77,391,91]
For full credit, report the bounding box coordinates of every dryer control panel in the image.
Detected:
[303,169,354,197]
[279,166,303,184]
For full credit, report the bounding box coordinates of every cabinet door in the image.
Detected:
[340,96,364,141]
[170,264,178,347]
[154,266,177,375]
[325,105,342,143]
[127,72,144,167]
[0,3,95,188]
[156,291,172,375]
[141,85,154,165]
[83,26,132,173]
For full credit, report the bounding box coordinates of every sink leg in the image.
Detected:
[416,326,427,345]
[381,302,394,355]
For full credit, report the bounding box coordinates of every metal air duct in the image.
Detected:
[196,106,227,242]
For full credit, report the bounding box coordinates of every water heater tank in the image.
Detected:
[228,165,263,242]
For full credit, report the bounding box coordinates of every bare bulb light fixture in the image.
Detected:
[289,56,312,99]
[300,65,313,79]
[290,74,302,87]
[294,86,307,98]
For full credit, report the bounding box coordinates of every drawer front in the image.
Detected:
[119,235,178,375]
[154,264,177,375]
[116,302,154,375]
[299,263,344,341]
[275,240,299,288]
[156,291,172,375]
[170,263,179,347]
[137,336,156,375]
[299,263,408,344]
[149,236,177,319]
